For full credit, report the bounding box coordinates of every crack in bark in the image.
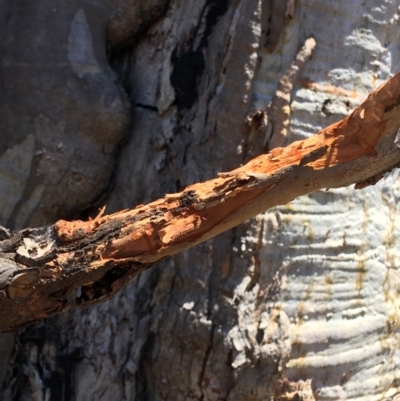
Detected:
[198,323,215,400]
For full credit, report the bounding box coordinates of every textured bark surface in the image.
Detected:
[1,0,400,400]
[1,70,400,332]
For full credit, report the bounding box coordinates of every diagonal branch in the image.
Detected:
[1,71,400,332]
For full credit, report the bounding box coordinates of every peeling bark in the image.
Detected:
[2,1,400,400]
[1,71,400,332]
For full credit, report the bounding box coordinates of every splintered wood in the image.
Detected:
[1,71,400,331]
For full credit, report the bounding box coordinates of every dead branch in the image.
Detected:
[1,71,400,332]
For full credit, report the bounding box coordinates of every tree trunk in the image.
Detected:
[1,0,400,400]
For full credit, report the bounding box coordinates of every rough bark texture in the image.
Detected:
[1,69,400,332]
[1,0,400,400]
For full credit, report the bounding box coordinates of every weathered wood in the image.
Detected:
[1,71,400,332]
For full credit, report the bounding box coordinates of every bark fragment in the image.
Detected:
[1,70,400,331]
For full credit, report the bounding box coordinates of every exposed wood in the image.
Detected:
[1,71,400,332]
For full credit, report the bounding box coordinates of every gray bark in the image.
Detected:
[0,0,399,400]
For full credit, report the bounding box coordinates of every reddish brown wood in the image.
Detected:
[1,71,400,331]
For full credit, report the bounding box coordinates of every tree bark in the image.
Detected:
[1,1,400,400]
[1,69,400,332]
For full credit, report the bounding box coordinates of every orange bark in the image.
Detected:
[1,71,400,331]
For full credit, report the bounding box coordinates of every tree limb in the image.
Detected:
[1,71,400,332]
